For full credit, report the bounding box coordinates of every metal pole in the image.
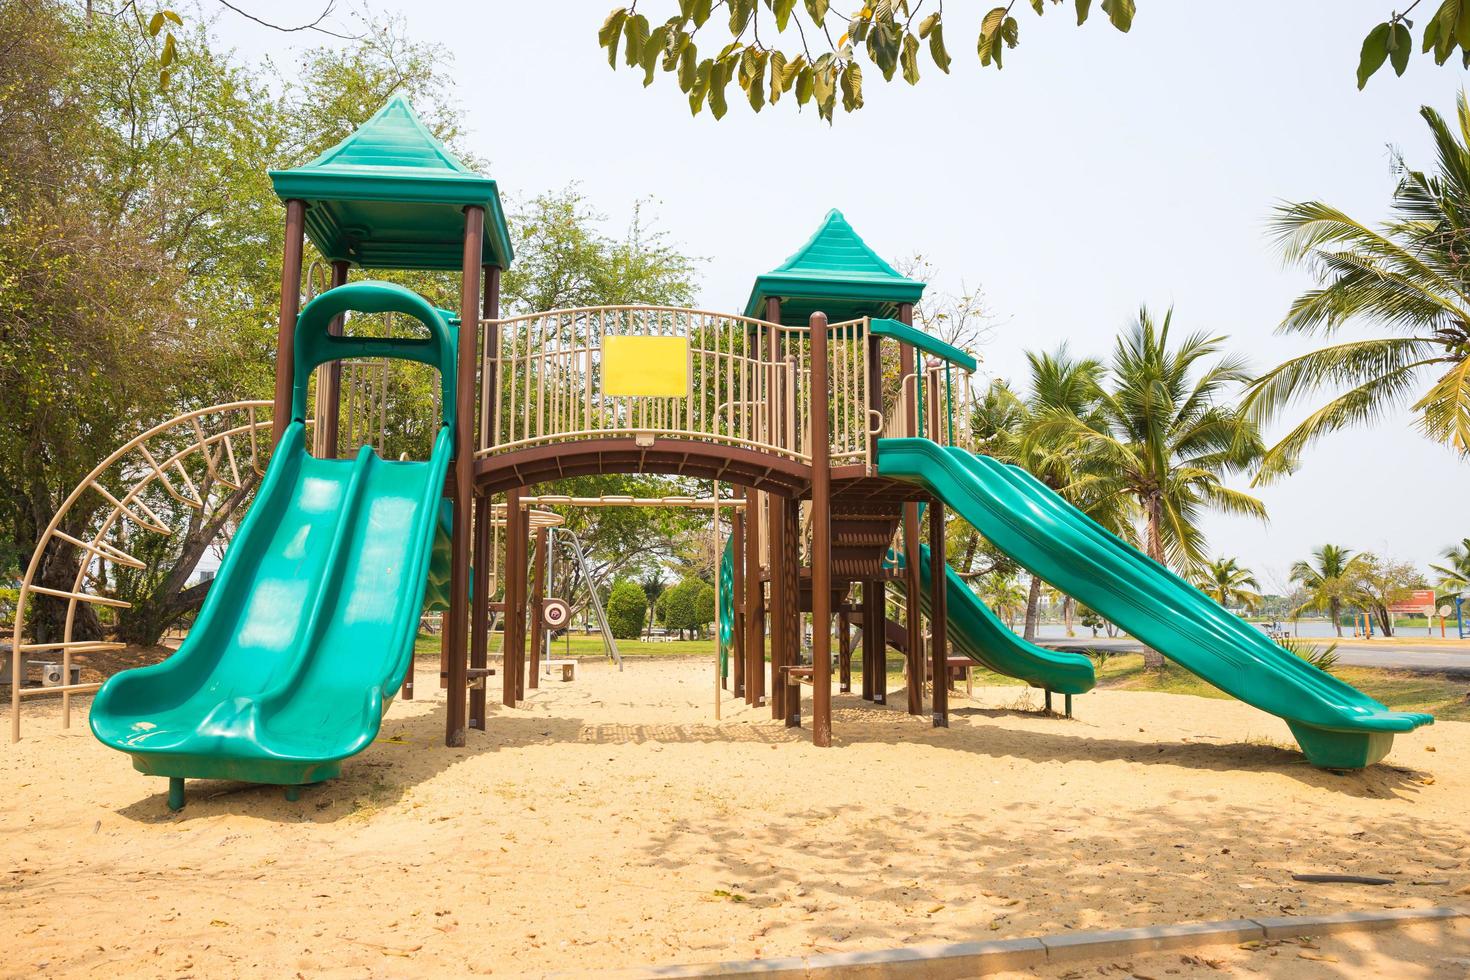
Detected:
[809,312,832,747]
[272,199,307,445]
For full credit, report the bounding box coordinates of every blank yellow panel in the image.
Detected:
[602,335,690,397]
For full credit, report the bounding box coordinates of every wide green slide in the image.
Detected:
[887,543,1095,695]
[877,437,1433,768]
[91,282,457,794]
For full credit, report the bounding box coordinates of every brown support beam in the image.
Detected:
[929,500,949,728]
[515,503,529,702]
[528,527,548,690]
[272,199,307,445]
[809,312,832,747]
[503,488,525,707]
[445,206,484,747]
[470,493,491,728]
[872,580,889,705]
[317,259,350,458]
[731,507,745,699]
[744,487,764,706]
[900,372,924,712]
[837,610,852,694]
[768,495,789,721]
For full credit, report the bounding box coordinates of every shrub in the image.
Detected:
[661,577,716,639]
[606,579,648,640]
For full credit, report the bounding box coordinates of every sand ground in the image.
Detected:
[3,656,1469,978]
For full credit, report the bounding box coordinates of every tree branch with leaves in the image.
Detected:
[598,0,1134,122]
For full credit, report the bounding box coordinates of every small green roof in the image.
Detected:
[269,94,513,271]
[744,209,925,325]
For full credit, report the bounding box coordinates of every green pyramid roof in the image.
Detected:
[269,94,513,271]
[744,209,925,324]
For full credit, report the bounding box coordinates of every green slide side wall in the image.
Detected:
[876,437,1432,769]
[888,543,1095,695]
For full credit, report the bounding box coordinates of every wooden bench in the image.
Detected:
[780,665,814,728]
[946,656,974,696]
[543,658,577,682]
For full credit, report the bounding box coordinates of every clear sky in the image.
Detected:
[216,0,1469,591]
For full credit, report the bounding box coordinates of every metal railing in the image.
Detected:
[477,306,876,470]
[9,401,283,741]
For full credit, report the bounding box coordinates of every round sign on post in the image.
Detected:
[1439,605,1453,618]
[542,597,570,630]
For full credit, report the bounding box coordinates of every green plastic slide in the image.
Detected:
[91,282,457,793]
[876,437,1433,768]
[887,543,1095,695]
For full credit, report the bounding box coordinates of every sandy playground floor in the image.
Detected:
[4,656,1470,978]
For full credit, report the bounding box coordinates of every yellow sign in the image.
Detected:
[602,335,690,397]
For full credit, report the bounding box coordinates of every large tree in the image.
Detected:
[1247,93,1470,479]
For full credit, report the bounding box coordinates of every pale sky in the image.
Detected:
[215,0,1470,590]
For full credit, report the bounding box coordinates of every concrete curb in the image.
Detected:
[559,906,1467,979]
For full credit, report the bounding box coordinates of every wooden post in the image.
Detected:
[768,494,789,721]
[809,312,832,747]
[838,610,852,694]
[502,488,524,707]
[744,487,764,706]
[529,527,547,690]
[899,360,924,712]
[444,206,484,747]
[515,502,529,701]
[469,493,491,727]
[732,506,745,698]
[314,259,350,458]
[860,581,876,701]
[272,199,307,445]
[929,499,949,728]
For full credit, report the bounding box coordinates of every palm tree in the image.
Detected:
[1029,307,1268,665]
[1431,538,1470,593]
[1245,93,1470,478]
[973,351,1136,641]
[639,569,667,640]
[1289,544,1358,637]
[1197,556,1263,612]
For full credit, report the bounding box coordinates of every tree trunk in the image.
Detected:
[1062,595,1075,637]
[1330,598,1342,638]
[1023,573,1043,642]
[1139,493,1166,669]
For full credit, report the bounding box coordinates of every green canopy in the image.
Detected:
[744,209,925,325]
[269,94,513,271]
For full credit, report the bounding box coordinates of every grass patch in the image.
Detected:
[1094,653,1470,722]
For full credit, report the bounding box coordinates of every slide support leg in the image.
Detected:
[167,777,185,812]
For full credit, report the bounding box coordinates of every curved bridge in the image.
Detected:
[471,305,972,496]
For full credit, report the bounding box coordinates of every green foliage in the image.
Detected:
[501,188,701,314]
[1290,544,1359,637]
[1249,93,1470,473]
[1431,538,1470,592]
[0,586,18,629]
[1025,307,1266,575]
[659,576,716,637]
[1195,556,1263,611]
[1277,636,1340,673]
[606,578,649,639]
[1359,2,1470,88]
[596,0,1131,122]
[1348,553,1428,637]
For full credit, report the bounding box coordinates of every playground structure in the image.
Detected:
[8,95,1436,808]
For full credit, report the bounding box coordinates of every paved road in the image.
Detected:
[1043,636,1470,676]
